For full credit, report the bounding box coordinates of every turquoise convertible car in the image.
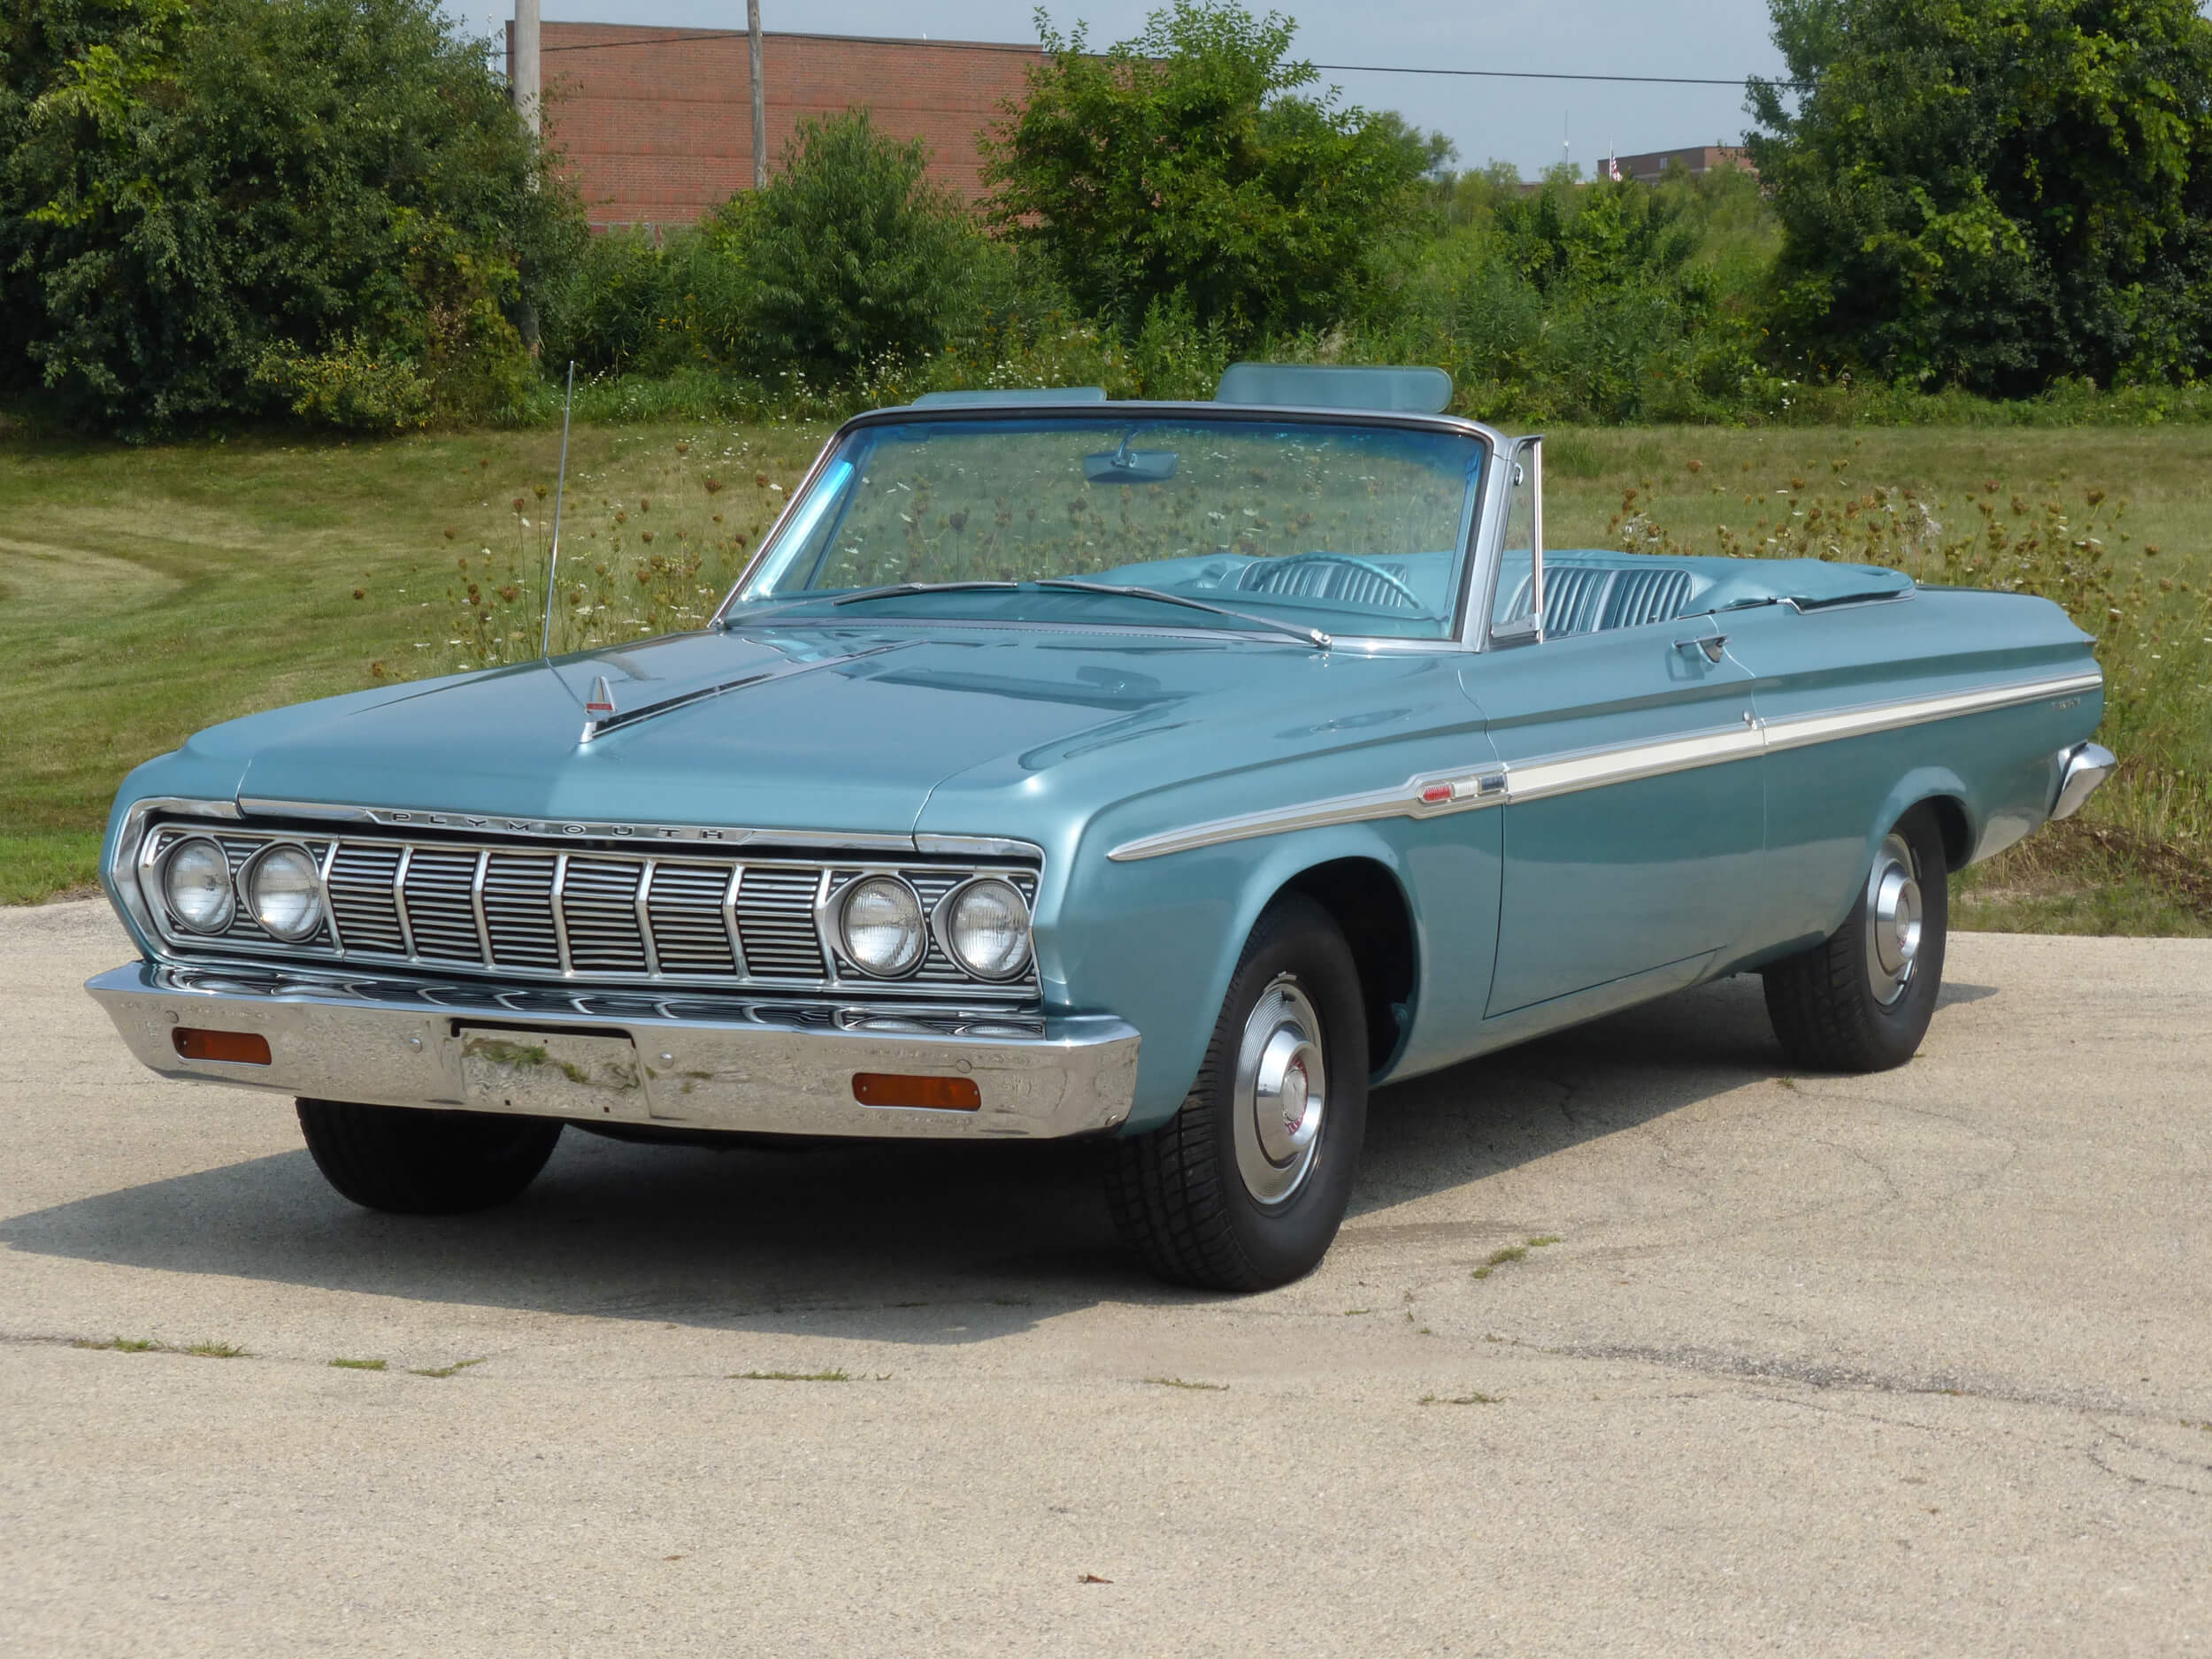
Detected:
[89,365,2114,1290]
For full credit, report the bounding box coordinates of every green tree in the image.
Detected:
[738,108,979,380]
[982,2,1432,338]
[0,0,582,432]
[1748,0,2212,392]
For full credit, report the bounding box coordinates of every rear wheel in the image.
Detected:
[296,1099,561,1214]
[1105,895,1369,1291]
[1762,804,1949,1072]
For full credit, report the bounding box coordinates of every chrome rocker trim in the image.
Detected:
[1108,668,2105,861]
[87,961,1139,1141]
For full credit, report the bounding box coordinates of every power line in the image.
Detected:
[532,27,1805,87]
[1316,62,1802,88]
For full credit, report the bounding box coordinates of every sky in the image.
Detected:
[448,1,1790,178]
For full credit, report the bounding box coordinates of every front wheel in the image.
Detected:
[1761,804,1949,1072]
[296,1099,562,1214]
[1104,895,1369,1291]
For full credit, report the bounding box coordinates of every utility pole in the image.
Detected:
[513,0,541,137]
[748,1,766,189]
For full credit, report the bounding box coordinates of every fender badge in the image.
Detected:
[580,674,617,744]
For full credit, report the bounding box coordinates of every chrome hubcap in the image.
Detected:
[1233,977,1327,1206]
[1864,831,1923,1007]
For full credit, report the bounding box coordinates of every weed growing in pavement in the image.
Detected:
[1145,1377,1229,1392]
[1420,1393,1503,1405]
[329,1357,387,1371]
[733,1369,856,1382]
[72,1337,247,1357]
[410,1356,487,1379]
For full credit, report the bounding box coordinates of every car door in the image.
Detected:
[1463,441,1765,1018]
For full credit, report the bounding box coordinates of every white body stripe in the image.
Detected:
[1104,669,2102,863]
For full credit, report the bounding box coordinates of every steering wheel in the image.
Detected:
[1255,552,1427,611]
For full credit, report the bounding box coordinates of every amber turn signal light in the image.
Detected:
[173,1027,272,1065]
[851,1072,981,1110]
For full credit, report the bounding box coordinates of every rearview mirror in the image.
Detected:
[1084,449,1179,483]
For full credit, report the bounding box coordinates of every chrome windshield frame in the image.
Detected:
[710,401,1509,650]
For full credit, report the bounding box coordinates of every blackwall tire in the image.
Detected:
[296,1099,562,1215]
[1761,803,1949,1073]
[1104,894,1369,1292]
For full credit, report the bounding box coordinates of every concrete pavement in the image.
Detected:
[2,898,2207,1656]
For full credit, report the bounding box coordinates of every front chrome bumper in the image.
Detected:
[88,961,1140,1141]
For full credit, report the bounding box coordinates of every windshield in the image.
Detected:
[725,414,1487,641]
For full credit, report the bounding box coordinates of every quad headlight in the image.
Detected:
[160,836,235,933]
[938,877,1032,980]
[836,875,927,977]
[242,842,324,941]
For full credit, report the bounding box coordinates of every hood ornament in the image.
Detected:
[580,674,617,744]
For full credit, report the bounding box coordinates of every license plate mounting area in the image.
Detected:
[455,1027,649,1121]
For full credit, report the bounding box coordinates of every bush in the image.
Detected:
[741,109,981,379]
[1748,0,2212,394]
[0,0,582,434]
[983,1,1434,340]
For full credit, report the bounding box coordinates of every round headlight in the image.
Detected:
[838,876,926,977]
[245,843,324,941]
[162,837,235,934]
[941,878,1032,979]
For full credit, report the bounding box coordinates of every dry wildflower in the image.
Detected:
[351,588,365,600]
[1686,459,1703,474]
[704,477,724,494]
[534,484,548,500]
[442,527,455,540]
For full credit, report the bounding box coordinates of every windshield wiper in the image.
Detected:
[828,580,1022,606]
[1033,580,1331,649]
[718,580,1018,628]
[725,577,1328,648]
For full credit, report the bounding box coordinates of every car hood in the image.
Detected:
[225,625,1433,841]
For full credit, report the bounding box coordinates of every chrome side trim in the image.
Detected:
[1503,722,1763,806]
[1758,672,2103,755]
[1107,668,2104,862]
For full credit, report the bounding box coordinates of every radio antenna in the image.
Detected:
[541,359,575,659]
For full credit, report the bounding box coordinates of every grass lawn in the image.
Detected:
[3,416,2207,932]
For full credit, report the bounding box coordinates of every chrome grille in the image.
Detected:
[562,859,647,973]
[482,854,561,969]
[137,824,1039,1000]
[735,865,827,979]
[402,848,483,964]
[646,864,738,975]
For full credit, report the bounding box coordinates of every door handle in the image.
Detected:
[1674,634,1727,664]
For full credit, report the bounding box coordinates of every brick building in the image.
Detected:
[1609,145,1753,184]
[516,23,1041,230]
